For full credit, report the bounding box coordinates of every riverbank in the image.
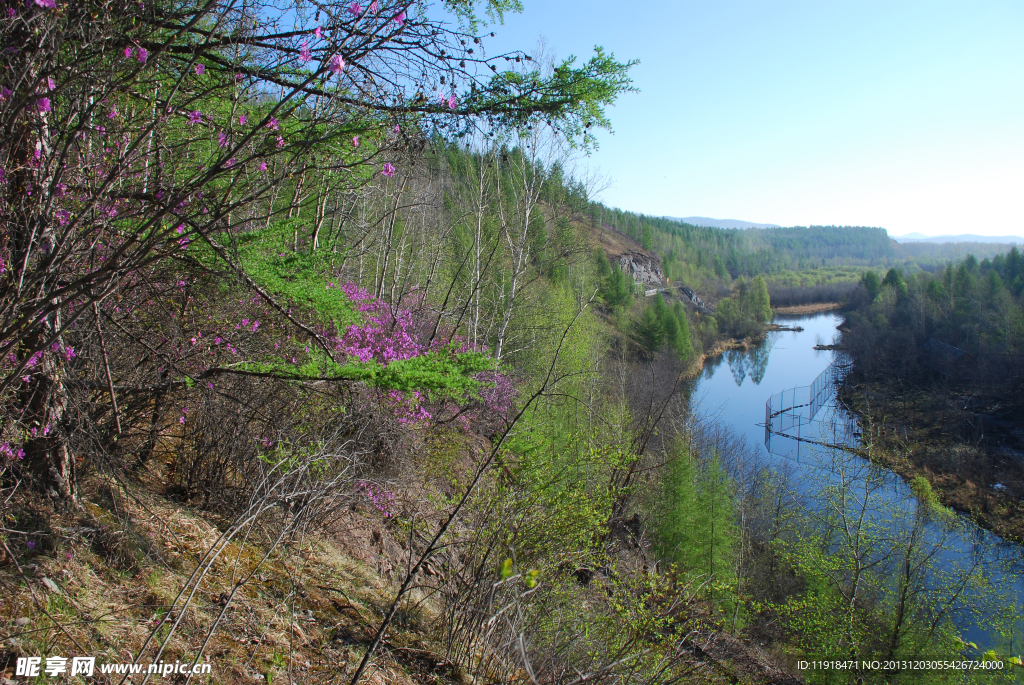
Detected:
[772,302,842,316]
[680,334,763,381]
[841,382,1024,542]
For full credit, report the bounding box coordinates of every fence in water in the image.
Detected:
[764,360,853,449]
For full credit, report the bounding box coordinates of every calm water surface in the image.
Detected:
[688,311,1024,648]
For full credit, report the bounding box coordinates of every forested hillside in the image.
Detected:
[1,0,1020,683]
[584,207,1018,304]
[839,251,1024,539]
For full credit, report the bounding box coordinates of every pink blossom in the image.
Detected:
[47,77,55,90]
[276,136,284,148]
[370,0,379,12]
[267,118,279,130]
[218,131,228,147]
[299,40,311,63]
[356,480,396,517]
[188,110,202,125]
[394,11,405,26]
[348,1,362,15]
[329,54,345,74]
[194,63,205,75]
[36,97,51,113]
[138,48,148,63]
[352,135,360,147]
[238,114,246,125]
[314,26,322,38]
[393,124,400,134]
[0,87,11,100]
[124,47,133,58]
[226,158,236,167]
[259,161,268,171]
[176,224,185,234]
[34,0,55,8]
[448,94,456,111]
[382,163,395,177]
[108,107,117,119]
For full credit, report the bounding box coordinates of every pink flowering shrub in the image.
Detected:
[356,479,395,517]
[336,283,427,365]
[331,283,515,429]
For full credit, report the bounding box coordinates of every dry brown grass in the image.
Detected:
[0,462,460,685]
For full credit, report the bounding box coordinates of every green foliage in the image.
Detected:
[752,447,1023,684]
[862,270,882,299]
[671,301,694,358]
[634,305,665,354]
[587,204,1017,303]
[641,223,653,250]
[748,275,773,323]
[657,443,736,584]
[882,267,908,298]
[235,225,360,330]
[475,47,638,149]
[714,276,773,338]
[234,346,495,398]
[595,250,633,309]
[848,250,1024,367]
[633,295,693,360]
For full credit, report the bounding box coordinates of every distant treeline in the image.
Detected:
[768,281,859,307]
[583,204,1018,291]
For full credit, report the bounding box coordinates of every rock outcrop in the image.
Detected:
[678,285,715,315]
[617,252,663,287]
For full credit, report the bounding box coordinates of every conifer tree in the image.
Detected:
[672,301,694,360]
[635,305,664,354]
[748,275,773,323]
[658,442,736,583]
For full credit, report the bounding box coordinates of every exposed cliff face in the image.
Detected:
[617,252,664,287]
[587,221,665,287]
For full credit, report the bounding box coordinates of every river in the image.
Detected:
[688,311,1024,651]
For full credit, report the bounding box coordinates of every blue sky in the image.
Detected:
[479,1,1024,236]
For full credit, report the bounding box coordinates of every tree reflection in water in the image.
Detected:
[726,333,777,387]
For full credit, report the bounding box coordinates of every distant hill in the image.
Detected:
[890,232,1022,245]
[666,216,781,230]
